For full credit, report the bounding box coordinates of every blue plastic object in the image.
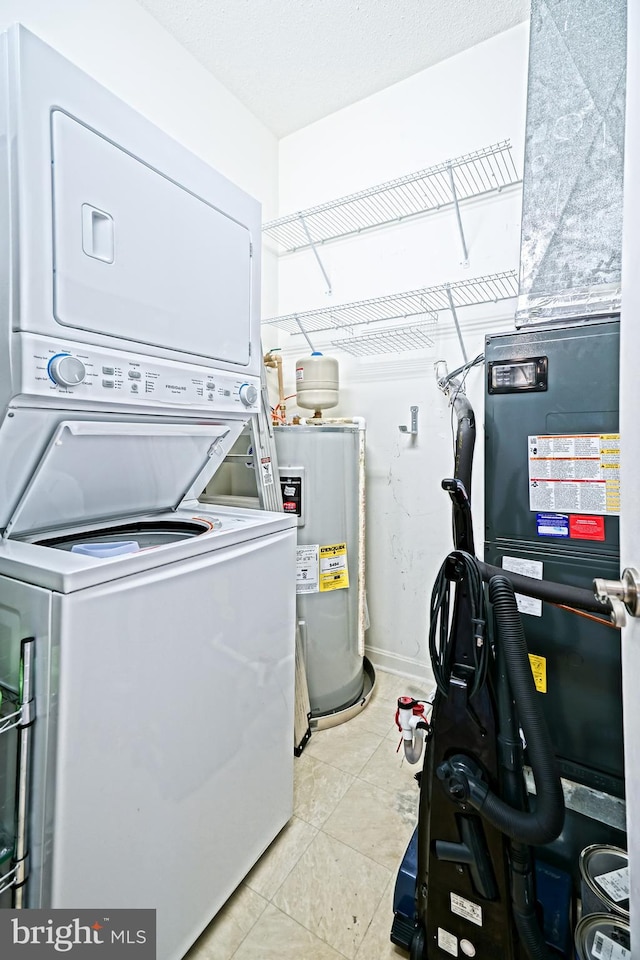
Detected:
[392,827,573,958]
[71,541,140,558]
[535,859,573,956]
[393,827,418,921]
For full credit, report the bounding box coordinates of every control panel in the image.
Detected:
[21,335,260,413]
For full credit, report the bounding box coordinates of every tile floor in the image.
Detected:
[186,669,434,960]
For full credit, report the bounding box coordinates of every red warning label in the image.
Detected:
[569,514,605,541]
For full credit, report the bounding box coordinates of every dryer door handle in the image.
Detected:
[82,204,114,263]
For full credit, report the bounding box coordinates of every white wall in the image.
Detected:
[274,23,530,681]
[0,0,280,318]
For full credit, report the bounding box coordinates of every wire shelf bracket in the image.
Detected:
[263,271,519,356]
[332,321,437,357]
[263,141,521,255]
[298,214,332,295]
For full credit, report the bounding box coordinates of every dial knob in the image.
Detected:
[239,383,258,407]
[48,354,87,387]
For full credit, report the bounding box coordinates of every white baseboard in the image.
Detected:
[365,645,434,686]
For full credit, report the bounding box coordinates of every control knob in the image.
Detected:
[239,383,258,407]
[48,354,87,387]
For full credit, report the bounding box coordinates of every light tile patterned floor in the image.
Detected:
[185,669,433,960]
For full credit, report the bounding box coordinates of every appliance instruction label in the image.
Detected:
[528,434,620,516]
[502,556,543,618]
[319,543,349,592]
[296,545,319,594]
[437,928,458,957]
[450,892,482,926]
[260,457,274,486]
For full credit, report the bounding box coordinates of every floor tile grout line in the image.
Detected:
[317,819,398,884]
[351,760,422,803]
[301,722,420,785]
[320,816,413,877]
[268,889,375,960]
[225,671,423,959]
[352,870,395,960]
[225,887,270,960]
[302,738,386,778]
[246,820,320,907]
[270,828,393,958]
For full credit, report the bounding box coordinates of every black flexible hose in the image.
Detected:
[513,902,552,960]
[479,561,610,616]
[460,576,564,845]
[452,391,475,499]
[429,551,488,700]
[494,620,552,959]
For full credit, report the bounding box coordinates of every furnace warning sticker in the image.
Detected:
[528,434,620,516]
[569,514,605,541]
[319,542,349,592]
[528,654,547,694]
[296,545,319,594]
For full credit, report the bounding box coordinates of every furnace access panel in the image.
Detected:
[484,318,623,798]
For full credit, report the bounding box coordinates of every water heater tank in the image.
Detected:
[274,422,366,720]
[296,353,339,412]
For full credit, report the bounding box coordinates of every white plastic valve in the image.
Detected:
[396,697,428,764]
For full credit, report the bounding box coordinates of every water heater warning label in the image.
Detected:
[528,434,620,516]
[296,545,319,594]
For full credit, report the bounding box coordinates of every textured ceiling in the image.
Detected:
[136,0,530,137]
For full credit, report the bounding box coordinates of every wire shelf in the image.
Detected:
[333,322,437,357]
[263,141,521,252]
[263,271,519,337]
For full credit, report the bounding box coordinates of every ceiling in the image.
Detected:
[136,0,530,137]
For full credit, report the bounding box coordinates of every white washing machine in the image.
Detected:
[0,25,296,960]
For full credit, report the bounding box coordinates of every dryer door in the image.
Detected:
[50,111,252,366]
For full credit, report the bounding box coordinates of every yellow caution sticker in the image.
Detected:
[319,542,349,592]
[529,654,547,694]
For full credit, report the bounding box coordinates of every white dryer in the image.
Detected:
[0,25,296,960]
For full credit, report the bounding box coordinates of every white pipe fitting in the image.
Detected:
[396,697,428,765]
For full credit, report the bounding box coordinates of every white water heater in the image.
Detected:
[275,421,366,718]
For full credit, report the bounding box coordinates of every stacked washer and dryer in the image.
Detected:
[0,25,296,960]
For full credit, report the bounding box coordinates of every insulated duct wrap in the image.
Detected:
[516,0,627,325]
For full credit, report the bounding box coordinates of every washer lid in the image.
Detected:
[5,419,243,539]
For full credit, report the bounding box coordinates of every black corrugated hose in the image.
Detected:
[429,551,489,700]
[510,842,552,960]
[462,575,565,846]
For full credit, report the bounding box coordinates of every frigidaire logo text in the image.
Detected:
[11,917,148,952]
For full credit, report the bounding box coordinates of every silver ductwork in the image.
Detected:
[516,0,627,326]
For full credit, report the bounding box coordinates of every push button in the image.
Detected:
[128,370,142,380]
